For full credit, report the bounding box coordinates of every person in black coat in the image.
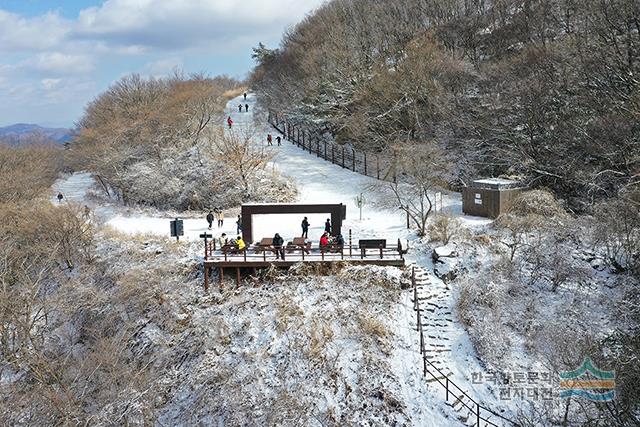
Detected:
[276,135,281,146]
[273,233,285,260]
[301,217,309,238]
[206,211,214,230]
[324,218,331,234]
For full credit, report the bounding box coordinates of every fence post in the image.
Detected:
[379,244,383,259]
[445,378,449,402]
[324,141,328,159]
[477,403,480,427]
[342,146,345,168]
[352,148,356,171]
[364,152,367,175]
[204,266,209,292]
[349,229,352,257]
[317,140,321,157]
[332,144,335,164]
[377,155,380,180]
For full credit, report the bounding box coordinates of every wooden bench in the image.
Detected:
[254,237,275,254]
[288,237,311,254]
[358,239,386,258]
[221,244,245,255]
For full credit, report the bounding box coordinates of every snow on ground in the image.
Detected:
[51,92,515,425]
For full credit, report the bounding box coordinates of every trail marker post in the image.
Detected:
[170,218,184,242]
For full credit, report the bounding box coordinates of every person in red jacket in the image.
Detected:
[267,134,273,146]
[227,116,233,128]
[319,232,329,248]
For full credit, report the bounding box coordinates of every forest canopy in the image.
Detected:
[251,0,640,210]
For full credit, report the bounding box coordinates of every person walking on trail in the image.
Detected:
[243,92,247,101]
[216,209,224,228]
[227,116,233,128]
[267,134,273,146]
[324,218,332,235]
[206,210,214,230]
[236,215,242,235]
[301,216,310,238]
[238,104,243,113]
[57,192,63,203]
[276,135,281,146]
[273,233,285,260]
[245,103,249,112]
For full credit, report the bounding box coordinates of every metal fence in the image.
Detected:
[268,111,399,182]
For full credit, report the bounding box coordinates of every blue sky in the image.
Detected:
[0,0,325,127]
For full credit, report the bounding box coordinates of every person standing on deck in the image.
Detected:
[236,215,242,235]
[206,210,214,230]
[324,218,332,235]
[218,233,228,249]
[301,217,310,238]
[273,233,285,260]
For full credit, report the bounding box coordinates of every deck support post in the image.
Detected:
[204,265,209,292]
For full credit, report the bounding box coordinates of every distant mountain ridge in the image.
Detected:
[0,123,73,145]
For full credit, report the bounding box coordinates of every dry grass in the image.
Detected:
[507,189,568,218]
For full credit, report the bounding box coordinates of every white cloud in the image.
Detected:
[0,10,70,52]
[41,78,62,90]
[26,52,95,75]
[74,0,326,50]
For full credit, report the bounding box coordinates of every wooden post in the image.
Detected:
[352,148,356,171]
[349,229,352,257]
[376,155,380,180]
[243,249,247,262]
[477,404,480,427]
[445,378,449,402]
[204,266,209,292]
[423,354,427,376]
[324,141,328,159]
[317,140,320,157]
[263,250,266,262]
[407,211,410,229]
[321,249,325,261]
[342,146,345,168]
[364,152,367,175]
[236,267,240,288]
[302,131,305,147]
[219,267,223,286]
[379,244,383,259]
[419,317,423,353]
[331,144,335,164]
